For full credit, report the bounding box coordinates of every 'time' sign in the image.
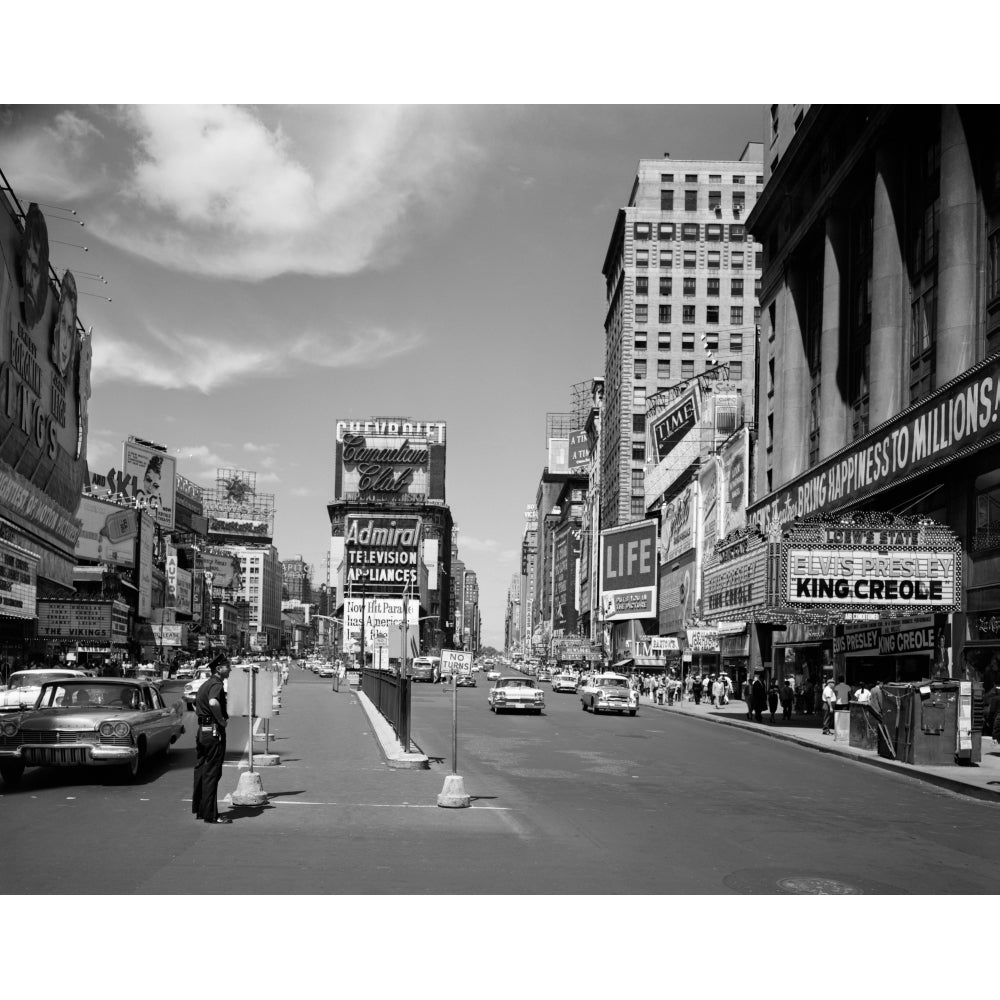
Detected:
[599,520,658,622]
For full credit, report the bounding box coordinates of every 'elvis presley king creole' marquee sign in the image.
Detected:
[781,513,961,619]
[334,417,447,501]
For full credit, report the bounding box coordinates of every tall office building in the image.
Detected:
[223,544,283,651]
[281,557,312,603]
[600,146,764,528]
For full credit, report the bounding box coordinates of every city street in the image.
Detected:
[3,667,1000,894]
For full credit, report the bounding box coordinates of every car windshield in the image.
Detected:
[9,671,75,689]
[598,678,628,689]
[38,683,147,710]
[500,679,536,689]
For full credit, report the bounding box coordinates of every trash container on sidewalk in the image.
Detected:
[878,681,982,765]
[849,703,880,751]
[833,704,851,741]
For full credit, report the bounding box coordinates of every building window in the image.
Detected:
[682,330,695,349]
[733,174,745,185]
[657,358,670,379]
[636,249,649,268]
[731,307,744,327]
[706,305,719,324]
[633,413,646,433]
[632,441,646,461]
[682,306,696,325]
[685,190,698,211]
[731,278,744,297]
[729,224,745,242]
[658,332,671,350]
[634,358,647,380]
[632,387,646,408]
[809,382,821,466]
[683,277,696,297]
[635,275,648,296]
[658,304,672,323]
[755,251,763,269]
[733,191,746,213]
[685,173,698,183]
[755,278,762,295]
[631,496,646,517]
[704,332,718,351]
[681,359,695,378]
[661,190,674,211]
[731,251,744,271]
[730,360,743,380]
[635,304,648,323]
[634,332,647,351]
[659,222,675,241]
[707,250,721,269]
[756,175,763,185]
[709,190,722,211]
[659,276,672,296]
[707,277,720,297]
[660,251,673,268]
[631,468,645,491]
[681,223,700,241]
[706,224,724,241]
[634,222,651,240]
[754,305,761,323]
[683,250,697,269]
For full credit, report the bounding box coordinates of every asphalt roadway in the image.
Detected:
[3,667,1000,894]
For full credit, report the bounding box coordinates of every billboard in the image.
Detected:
[699,457,721,564]
[659,482,696,563]
[344,514,421,598]
[568,430,590,471]
[122,439,177,531]
[334,417,446,502]
[658,550,696,636]
[0,535,38,619]
[599,520,658,622]
[173,567,192,615]
[644,385,703,508]
[547,438,569,473]
[720,426,750,538]
[74,497,137,568]
[0,202,90,542]
[200,550,242,590]
[343,597,420,658]
[137,510,154,618]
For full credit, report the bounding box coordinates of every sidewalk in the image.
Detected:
[638,692,1000,802]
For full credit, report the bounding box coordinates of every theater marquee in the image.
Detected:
[781,514,961,617]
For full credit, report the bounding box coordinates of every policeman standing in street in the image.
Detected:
[192,653,233,824]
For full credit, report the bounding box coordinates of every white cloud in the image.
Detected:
[4,105,482,281]
[457,536,501,554]
[92,321,423,391]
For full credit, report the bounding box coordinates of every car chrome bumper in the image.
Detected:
[0,744,138,764]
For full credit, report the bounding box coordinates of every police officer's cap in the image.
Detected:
[208,653,229,671]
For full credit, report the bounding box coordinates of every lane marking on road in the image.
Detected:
[181,798,511,810]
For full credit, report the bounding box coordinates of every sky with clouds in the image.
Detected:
[1,103,764,646]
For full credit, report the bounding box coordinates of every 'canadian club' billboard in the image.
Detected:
[600,520,658,622]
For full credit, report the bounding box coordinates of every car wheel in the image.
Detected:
[0,760,25,788]
[581,700,587,711]
[629,710,637,717]
[124,740,146,781]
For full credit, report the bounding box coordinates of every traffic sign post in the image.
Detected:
[437,648,473,808]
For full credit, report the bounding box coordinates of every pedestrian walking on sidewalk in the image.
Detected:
[821,676,837,734]
[779,679,793,720]
[751,671,766,722]
[192,654,233,825]
[692,674,703,705]
[743,679,753,720]
[767,681,779,723]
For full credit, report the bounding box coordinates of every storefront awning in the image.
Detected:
[612,658,634,670]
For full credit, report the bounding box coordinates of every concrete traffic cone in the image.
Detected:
[231,769,268,806]
[437,773,470,808]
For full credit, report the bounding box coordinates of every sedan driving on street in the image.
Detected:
[580,673,639,716]
[487,676,545,714]
[551,671,579,693]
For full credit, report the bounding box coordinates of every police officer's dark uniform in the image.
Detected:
[192,655,232,824]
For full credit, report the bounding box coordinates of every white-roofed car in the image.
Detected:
[487,676,545,715]
[0,669,87,713]
[551,671,579,693]
[580,672,639,716]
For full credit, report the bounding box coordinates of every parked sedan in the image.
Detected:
[0,669,87,712]
[0,678,186,787]
[487,677,545,714]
